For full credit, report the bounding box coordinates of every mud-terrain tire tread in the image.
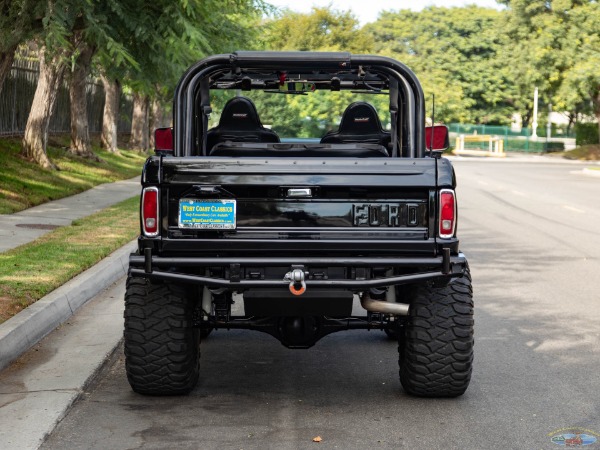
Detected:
[399,268,474,397]
[124,277,200,395]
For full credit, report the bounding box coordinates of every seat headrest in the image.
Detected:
[218,97,264,130]
[337,102,385,134]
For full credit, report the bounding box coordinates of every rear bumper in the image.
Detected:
[128,251,468,290]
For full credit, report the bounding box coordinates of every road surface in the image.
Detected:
[43,158,600,449]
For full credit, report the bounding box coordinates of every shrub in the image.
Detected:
[544,142,565,152]
[575,123,599,146]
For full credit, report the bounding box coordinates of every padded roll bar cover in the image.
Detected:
[232,51,351,69]
[173,52,426,157]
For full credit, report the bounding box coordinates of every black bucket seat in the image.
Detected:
[206,97,279,153]
[320,102,390,152]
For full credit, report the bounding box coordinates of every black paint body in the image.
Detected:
[128,52,468,346]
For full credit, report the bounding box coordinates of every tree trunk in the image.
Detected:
[68,41,98,159]
[0,47,17,97]
[129,92,149,151]
[566,110,576,136]
[595,90,600,144]
[522,110,531,130]
[21,46,66,170]
[100,74,120,153]
[596,111,600,145]
[149,97,165,149]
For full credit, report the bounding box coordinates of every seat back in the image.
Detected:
[206,97,280,152]
[320,102,390,152]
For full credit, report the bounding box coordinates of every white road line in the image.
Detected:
[562,205,585,214]
[511,190,527,197]
[477,180,489,186]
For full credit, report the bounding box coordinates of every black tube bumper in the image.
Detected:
[128,251,468,290]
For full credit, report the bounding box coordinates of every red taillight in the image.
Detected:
[439,189,456,238]
[142,187,159,236]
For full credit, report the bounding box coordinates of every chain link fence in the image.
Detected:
[0,58,132,137]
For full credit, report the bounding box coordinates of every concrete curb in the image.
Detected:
[447,154,600,165]
[0,240,136,373]
[583,167,600,177]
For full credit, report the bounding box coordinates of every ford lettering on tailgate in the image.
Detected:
[179,199,236,229]
[353,203,423,227]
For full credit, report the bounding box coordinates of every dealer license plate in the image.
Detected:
[178,199,236,229]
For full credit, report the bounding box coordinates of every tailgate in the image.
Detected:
[151,157,438,256]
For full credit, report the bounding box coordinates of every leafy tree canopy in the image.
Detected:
[365,6,511,124]
[209,7,381,138]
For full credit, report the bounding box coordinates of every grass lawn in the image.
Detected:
[0,135,147,214]
[561,144,600,161]
[0,196,140,324]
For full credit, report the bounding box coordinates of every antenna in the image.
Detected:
[429,93,435,153]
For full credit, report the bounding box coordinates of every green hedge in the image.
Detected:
[505,139,564,153]
[544,142,565,153]
[576,123,599,146]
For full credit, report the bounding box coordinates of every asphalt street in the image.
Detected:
[42,158,600,449]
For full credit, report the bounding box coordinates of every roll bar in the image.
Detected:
[172,52,426,158]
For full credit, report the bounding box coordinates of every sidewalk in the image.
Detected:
[447,152,600,165]
[0,274,128,449]
[0,176,140,253]
[0,176,140,373]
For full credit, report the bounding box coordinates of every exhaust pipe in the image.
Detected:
[360,292,410,315]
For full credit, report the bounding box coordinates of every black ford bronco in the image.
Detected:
[125,52,473,397]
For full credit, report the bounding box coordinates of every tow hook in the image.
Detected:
[285,268,306,296]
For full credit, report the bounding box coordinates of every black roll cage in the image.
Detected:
[172,51,427,159]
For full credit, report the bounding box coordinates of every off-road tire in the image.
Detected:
[398,268,473,397]
[124,277,200,395]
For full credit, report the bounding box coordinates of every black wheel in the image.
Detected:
[398,267,473,397]
[124,277,200,395]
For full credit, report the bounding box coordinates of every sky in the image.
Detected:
[266,0,503,25]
